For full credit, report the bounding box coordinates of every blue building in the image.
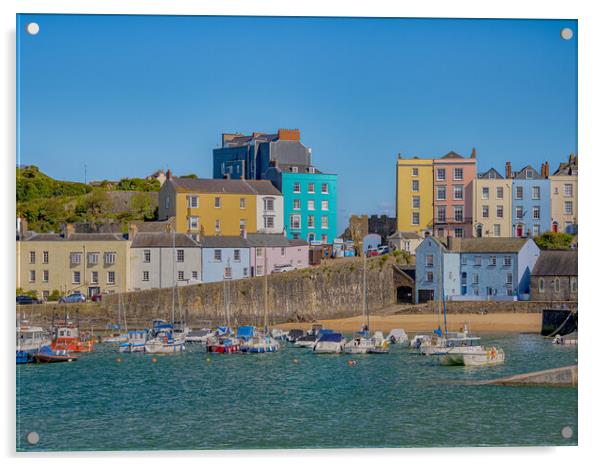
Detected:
[265,165,338,244]
[415,236,541,303]
[199,236,250,283]
[510,165,551,237]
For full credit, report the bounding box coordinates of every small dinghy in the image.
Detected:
[34,345,78,363]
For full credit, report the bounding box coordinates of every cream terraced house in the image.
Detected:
[549,154,578,234]
[472,168,512,238]
[17,227,131,299]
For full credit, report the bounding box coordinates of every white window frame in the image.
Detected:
[107,271,115,285]
[453,168,463,181]
[188,195,199,208]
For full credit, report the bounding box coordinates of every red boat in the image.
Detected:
[206,336,241,353]
[50,321,94,353]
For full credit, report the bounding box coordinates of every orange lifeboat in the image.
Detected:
[50,321,94,353]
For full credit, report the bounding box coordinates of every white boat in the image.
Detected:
[294,334,318,348]
[553,332,578,346]
[104,334,128,343]
[313,333,346,353]
[105,292,129,343]
[410,334,434,349]
[386,328,408,345]
[344,333,374,354]
[119,329,148,353]
[185,328,214,343]
[17,324,50,364]
[419,326,474,355]
[368,331,390,354]
[241,335,280,353]
[271,328,288,340]
[439,345,505,366]
[144,322,185,354]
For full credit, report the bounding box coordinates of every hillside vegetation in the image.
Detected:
[17,166,159,233]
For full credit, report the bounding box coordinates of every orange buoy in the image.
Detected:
[151,357,158,363]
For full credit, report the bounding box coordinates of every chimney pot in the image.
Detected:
[166,169,172,180]
[505,161,512,179]
[446,235,454,250]
[470,147,477,158]
[129,223,138,240]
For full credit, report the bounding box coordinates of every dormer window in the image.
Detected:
[526,170,533,178]
[309,166,316,174]
[291,166,298,173]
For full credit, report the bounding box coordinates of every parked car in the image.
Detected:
[273,264,296,273]
[91,294,103,302]
[59,292,86,303]
[16,295,41,305]
[377,245,390,255]
[367,248,379,257]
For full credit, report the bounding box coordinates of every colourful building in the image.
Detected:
[510,164,551,238]
[432,150,477,239]
[246,233,309,276]
[472,168,512,238]
[198,236,251,283]
[265,165,338,244]
[395,155,434,235]
[158,174,283,238]
[549,154,578,234]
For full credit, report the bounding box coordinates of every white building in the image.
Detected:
[256,193,284,234]
[130,232,201,291]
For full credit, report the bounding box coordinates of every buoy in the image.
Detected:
[151,357,157,363]
[293,358,299,364]
[116,357,122,363]
[206,357,211,363]
[348,360,357,366]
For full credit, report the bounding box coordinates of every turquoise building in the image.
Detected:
[265,165,337,244]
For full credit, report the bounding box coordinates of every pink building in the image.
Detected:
[433,149,477,238]
[247,233,309,276]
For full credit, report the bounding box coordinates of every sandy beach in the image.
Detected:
[278,312,541,334]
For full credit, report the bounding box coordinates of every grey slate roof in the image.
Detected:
[531,250,578,276]
[198,236,250,248]
[23,232,126,242]
[513,165,544,180]
[246,233,291,247]
[168,177,281,196]
[447,237,530,253]
[477,168,505,179]
[388,231,422,240]
[131,232,199,248]
[276,164,323,174]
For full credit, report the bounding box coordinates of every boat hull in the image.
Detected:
[440,349,505,366]
[144,340,185,354]
[51,338,94,353]
[207,344,240,354]
[313,342,345,354]
[16,350,35,364]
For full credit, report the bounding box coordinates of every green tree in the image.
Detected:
[130,192,157,221]
[534,232,574,250]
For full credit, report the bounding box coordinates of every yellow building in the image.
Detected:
[472,168,512,237]
[550,154,578,234]
[396,156,433,234]
[17,226,131,299]
[158,174,283,237]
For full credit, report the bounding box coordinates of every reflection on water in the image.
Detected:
[17,333,577,451]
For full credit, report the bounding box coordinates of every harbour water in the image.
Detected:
[16,333,577,451]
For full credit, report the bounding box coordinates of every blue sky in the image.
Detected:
[17,15,577,232]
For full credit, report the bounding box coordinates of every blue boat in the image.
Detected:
[16,325,50,364]
[119,329,149,353]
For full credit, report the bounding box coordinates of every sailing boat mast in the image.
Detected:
[363,250,369,331]
[264,250,269,332]
[171,226,176,324]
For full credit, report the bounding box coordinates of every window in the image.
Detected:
[436,206,446,222]
[454,228,464,238]
[473,273,479,285]
[426,255,434,267]
[29,270,35,283]
[43,251,49,264]
[321,200,329,211]
[461,256,467,266]
[506,286,513,296]
[142,271,150,282]
[291,166,298,173]
[309,167,316,174]
[436,168,446,181]
[188,216,199,230]
[453,168,463,180]
[70,252,82,265]
[214,249,222,261]
[176,249,184,262]
[453,185,464,200]
[256,248,263,258]
[290,215,301,230]
[178,271,185,281]
[516,206,523,219]
[403,241,411,251]
[506,273,513,285]
[493,224,501,237]
[412,180,419,192]
[321,234,328,243]
[308,200,315,210]
[91,271,98,284]
[473,287,480,296]
[281,247,286,256]
[43,270,49,282]
[564,201,573,214]
[264,198,274,211]
[87,252,99,265]
[532,186,541,200]
[533,224,540,236]
[239,219,246,235]
[215,219,221,232]
[496,187,504,199]
[454,206,464,222]
[165,196,170,210]
[293,199,300,210]
[308,183,315,194]
[564,184,573,197]
[192,271,198,280]
[554,278,560,292]
[256,265,264,276]
[240,198,247,209]
[321,216,329,229]
[214,197,221,208]
[533,206,540,219]
[308,215,315,229]
[526,170,533,178]
[516,186,523,200]
[72,271,80,284]
[321,183,328,194]
[188,195,198,208]
[436,186,446,200]
[426,272,434,282]
[234,249,241,262]
[474,256,481,266]
[482,205,489,218]
[482,187,489,200]
[264,216,275,229]
[243,268,248,277]
[144,250,151,263]
[104,252,116,265]
[412,196,420,209]
[504,256,512,266]
[412,212,420,225]
[538,278,545,293]
[489,256,497,266]
[412,168,419,177]
[571,278,577,293]
[293,182,301,193]
[496,205,504,218]
[107,271,115,284]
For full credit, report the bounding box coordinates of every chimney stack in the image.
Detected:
[470,147,477,159]
[446,235,454,250]
[545,161,549,178]
[166,169,172,180]
[540,162,546,178]
[128,223,138,240]
[277,128,300,141]
[63,223,75,239]
[569,153,575,163]
[505,161,512,179]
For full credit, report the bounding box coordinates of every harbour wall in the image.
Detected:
[17,256,400,328]
[415,300,578,314]
[479,365,578,387]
